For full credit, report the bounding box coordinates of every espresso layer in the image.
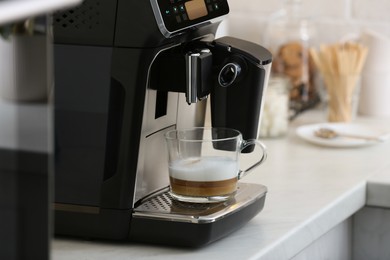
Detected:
[170,177,237,197]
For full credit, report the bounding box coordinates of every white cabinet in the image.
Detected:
[353,207,390,260]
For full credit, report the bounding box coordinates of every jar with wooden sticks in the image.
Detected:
[310,42,368,122]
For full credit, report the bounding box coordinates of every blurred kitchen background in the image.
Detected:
[217,0,390,138]
[221,0,390,44]
[1,0,389,259]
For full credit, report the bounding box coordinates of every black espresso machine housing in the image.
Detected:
[53,0,272,247]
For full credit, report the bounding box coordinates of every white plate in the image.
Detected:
[296,123,389,148]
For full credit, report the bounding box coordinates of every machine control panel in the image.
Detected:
[150,0,229,37]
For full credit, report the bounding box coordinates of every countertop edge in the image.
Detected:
[251,181,366,260]
[366,164,390,208]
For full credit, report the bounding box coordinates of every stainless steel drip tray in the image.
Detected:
[132,183,267,224]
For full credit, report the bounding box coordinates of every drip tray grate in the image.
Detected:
[133,183,267,224]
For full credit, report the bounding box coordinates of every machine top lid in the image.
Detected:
[213,37,273,66]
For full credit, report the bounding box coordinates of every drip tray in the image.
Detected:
[133,183,267,224]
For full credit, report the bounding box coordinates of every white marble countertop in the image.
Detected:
[52,109,390,260]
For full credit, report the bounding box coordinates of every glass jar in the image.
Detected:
[259,75,291,138]
[263,0,318,116]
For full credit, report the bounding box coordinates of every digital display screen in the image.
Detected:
[185,0,208,20]
[153,0,229,35]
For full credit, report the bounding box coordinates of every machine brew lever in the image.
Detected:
[185,49,213,104]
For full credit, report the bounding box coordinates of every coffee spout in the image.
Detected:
[185,49,212,104]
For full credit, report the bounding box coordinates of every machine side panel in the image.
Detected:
[54,45,112,206]
[99,48,156,209]
[54,45,151,239]
[54,208,131,240]
[114,0,166,47]
[53,0,118,46]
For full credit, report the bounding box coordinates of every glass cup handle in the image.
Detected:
[238,139,267,180]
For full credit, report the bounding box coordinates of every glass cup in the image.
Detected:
[165,127,267,203]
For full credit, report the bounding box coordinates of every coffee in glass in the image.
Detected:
[165,127,267,203]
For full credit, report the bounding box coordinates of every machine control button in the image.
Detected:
[179,4,185,12]
[173,6,179,13]
[182,13,188,21]
[176,15,182,23]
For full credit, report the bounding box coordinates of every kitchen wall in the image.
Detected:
[220,0,390,45]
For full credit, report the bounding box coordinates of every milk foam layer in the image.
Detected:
[169,156,238,182]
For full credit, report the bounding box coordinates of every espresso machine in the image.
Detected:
[53,0,272,247]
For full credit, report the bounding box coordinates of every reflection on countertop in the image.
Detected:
[0,99,50,259]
